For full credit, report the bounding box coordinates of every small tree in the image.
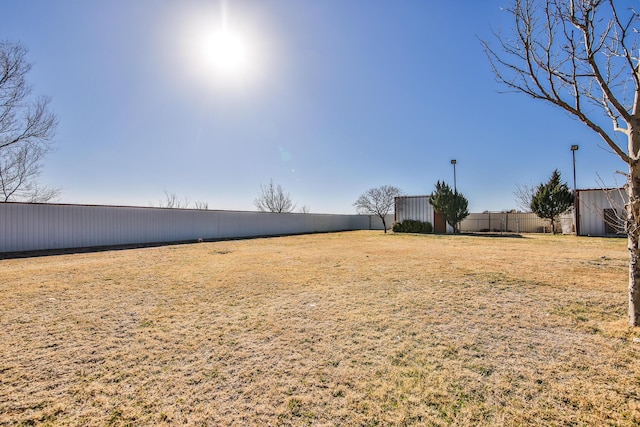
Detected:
[429,181,469,233]
[354,185,403,233]
[530,170,574,234]
[254,180,296,213]
[513,183,537,212]
[481,0,640,325]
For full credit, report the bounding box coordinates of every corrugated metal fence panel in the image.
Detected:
[395,196,434,224]
[369,214,394,230]
[349,215,370,231]
[578,189,627,236]
[0,203,382,253]
[460,213,550,233]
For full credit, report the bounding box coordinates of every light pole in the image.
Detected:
[571,145,579,235]
[451,159,457,192]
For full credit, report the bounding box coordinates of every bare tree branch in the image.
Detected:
[513,182,537,212]
[0,40,58,202]
[481,0,637,163]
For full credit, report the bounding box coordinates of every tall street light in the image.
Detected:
[451,159,457,192]
[571,145,579,235]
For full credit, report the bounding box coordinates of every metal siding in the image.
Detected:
[368,214,394,230]
[0,203,387,253]
[579,189,626,236]
[6,204,15,250]
[5,204,14,250]
[460,213,549,233]
[395,196,434,225]
[19,204,27,251]
[580,190,602,236]
[38,205,47,249]
[31,205,38,250]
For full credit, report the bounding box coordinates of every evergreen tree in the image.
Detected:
[429,181,469,233]
[530,170,574,234]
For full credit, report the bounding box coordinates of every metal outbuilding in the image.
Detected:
[394,196,449,233]
[577,188,626,236]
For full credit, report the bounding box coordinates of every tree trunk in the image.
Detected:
[381,215,387,233]
[629,82,640,326]
[628,162,640,326]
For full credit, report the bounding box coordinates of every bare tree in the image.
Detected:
[482,0,640,325]
[354,185,403,233]
[299,205,310,214]
[0,41,58,202]
[157,190,190,209]
[193,201,209,210]
[513,183,537,212]
[254,180,296,213]
[24,183,61,203]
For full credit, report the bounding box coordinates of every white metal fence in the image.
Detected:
[459,212,552,233]
[0,203,383,253]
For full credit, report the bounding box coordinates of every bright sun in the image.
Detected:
[180,3,262,88]
[203,28,249,76]
[211,30,247,72]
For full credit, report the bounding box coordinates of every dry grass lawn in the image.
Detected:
[1,231,639,426]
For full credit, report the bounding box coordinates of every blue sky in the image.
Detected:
[3,1,625,213]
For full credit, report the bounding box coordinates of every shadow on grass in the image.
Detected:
[0,230,353,260]
[459,232,526,238]
[393,232,526,239]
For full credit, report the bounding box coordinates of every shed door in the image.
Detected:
[434,211,447,234]
[604,209,624,235]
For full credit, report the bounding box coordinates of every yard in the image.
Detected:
[1,231,639,426]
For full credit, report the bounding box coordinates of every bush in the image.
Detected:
[392,220,433,234]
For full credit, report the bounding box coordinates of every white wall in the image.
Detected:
[0,203,377,253]
[578,188,627,236]
[368,214,395,231]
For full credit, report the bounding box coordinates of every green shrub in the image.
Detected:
[392,220,433,234]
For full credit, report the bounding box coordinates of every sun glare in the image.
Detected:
[178,3,265,89]
[202,28,250,76]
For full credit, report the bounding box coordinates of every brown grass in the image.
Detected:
[1,231,639,426]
